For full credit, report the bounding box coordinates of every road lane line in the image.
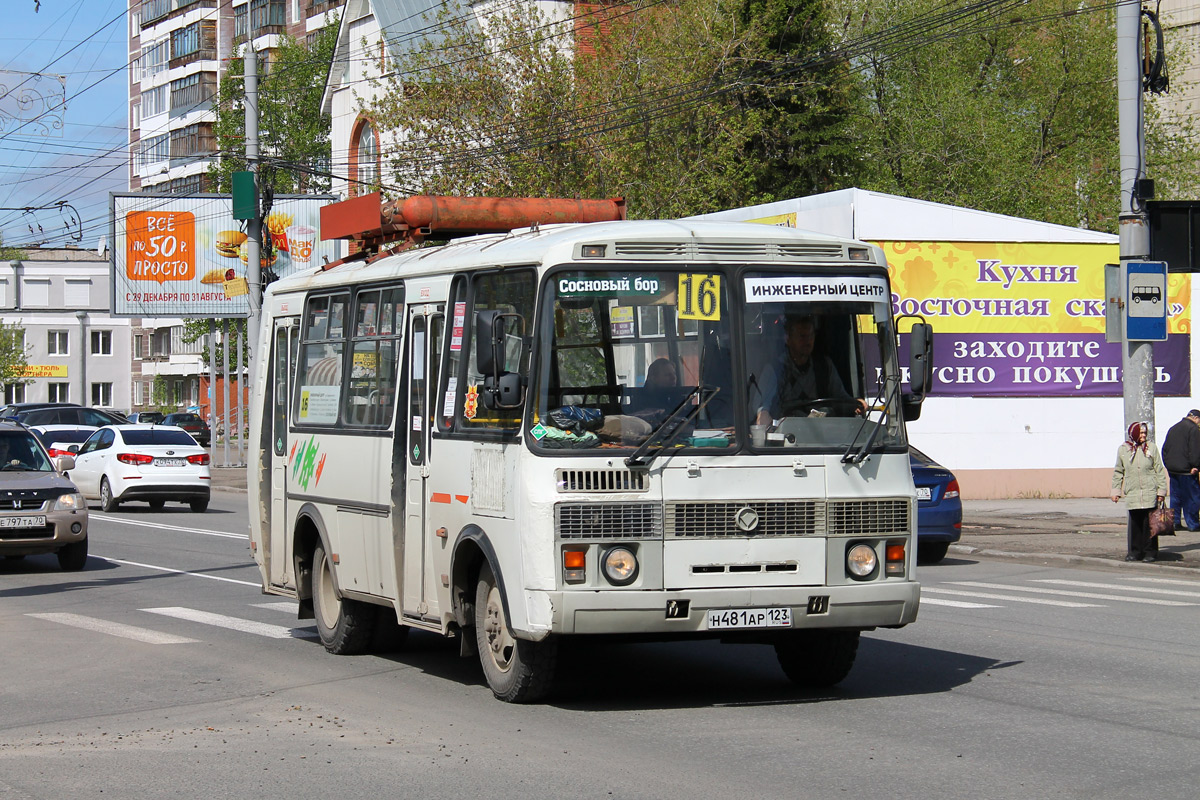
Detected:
[99,557,260,587]
[253,602,297,612]
[924,587,1100,607]
[27,613,198,644]
[91,514,248,540]
[921,597,1001,609]
[143,607,318,639]
[948,581,1195,606]
[1126,576,1200,587]
[1032,579,1200,598]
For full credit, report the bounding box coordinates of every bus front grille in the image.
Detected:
[826,499,910,535]
[556,468,648,493]
[555,502,662,540]
[665,501,821,538]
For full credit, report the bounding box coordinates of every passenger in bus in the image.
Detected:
[754,315,865,424]
[628,358,682,425]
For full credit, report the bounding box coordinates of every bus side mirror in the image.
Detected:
[908,322,934,397]
[475,310,526,410]
[475,310,504,377]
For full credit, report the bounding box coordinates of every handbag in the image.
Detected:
[1149,499,1175,538]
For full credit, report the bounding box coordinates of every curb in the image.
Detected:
[949,543,1198,574]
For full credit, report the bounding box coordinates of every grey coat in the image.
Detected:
[1112,441,1168,510]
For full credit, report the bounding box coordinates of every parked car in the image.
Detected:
[3,403,126,428]
[910,445,962,564]
[161,412,211,447]
[30,425,100,458]
[67,425,211,512]
[127,411,165,425]
[0,420,89,570]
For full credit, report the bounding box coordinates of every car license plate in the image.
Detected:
[156,458,187,467]
[916,486,932,501]
[0,515,46,529]
[706,607,792,630]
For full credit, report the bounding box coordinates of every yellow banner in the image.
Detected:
[21,365,68,378]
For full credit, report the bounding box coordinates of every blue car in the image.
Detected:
[910,446,962,564]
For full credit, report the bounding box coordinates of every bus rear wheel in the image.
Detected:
[474,563,556,703]
[312,542,376,655]
[774,630,860,688]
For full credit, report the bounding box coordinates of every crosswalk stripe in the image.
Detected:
[142,607,319,639]
[947,581,1196,606]
[27,613,198,644]
[252,602,297,612]
[924,587,1100,608]
[922,597,1001,609]
[1032,579,1200,599]
[1126,576,1200,587]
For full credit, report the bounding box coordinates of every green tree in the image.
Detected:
[208,22,340,194]
[0,236,23,262]
[832,0,1200,231]
[0,322,33,391]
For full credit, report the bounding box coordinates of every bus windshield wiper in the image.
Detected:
[841,377,899,465]
[625,386,719,468]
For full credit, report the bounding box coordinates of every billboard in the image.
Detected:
[111,193,339,317]
[882,241,1190,397]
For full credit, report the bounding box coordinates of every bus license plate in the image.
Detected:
[0,515,46,529]
[916,486,932,501]
[156,458,187,467]
[707,607,792,630]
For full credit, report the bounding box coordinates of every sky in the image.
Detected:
[0,0,130,253]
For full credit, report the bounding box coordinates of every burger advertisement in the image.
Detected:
[111,193,338,317]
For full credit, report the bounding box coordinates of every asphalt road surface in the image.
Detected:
[2,490,1197,799]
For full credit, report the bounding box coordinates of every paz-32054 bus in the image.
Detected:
[248,196,933,702]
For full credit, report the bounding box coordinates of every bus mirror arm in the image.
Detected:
[475,310,527,409]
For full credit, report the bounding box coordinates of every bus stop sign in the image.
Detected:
[1125,260,1168,342]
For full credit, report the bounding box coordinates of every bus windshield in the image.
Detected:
[533,267,906,454]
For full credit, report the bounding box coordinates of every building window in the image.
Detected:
[91,330,112,356]
[133,380,144,405]
[138,134,169,169]
[169,123,215,159]
[174,380,184,406]
[170,72,217,114]
[49,383,69,403]
[170,20,216,66]
[168,174,211,195]
[92,383,113,407]
[3,384,25,404]
[141,37,169,80]
[250,0,287,32]
[133,335,144,360]
[23,279,49,307]
[353,119,379,195]
[48,330,69,356]
[65,279,90,308]
[141,84,168,118]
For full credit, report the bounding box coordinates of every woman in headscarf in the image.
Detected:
[1111,420,1168,562]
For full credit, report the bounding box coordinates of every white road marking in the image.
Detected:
[91,514,248,540]
[142,607,318,639]
[924,587,1100,608]
[98,557,260,587]
[948,581,1196,606]
[26,613,198,645]
[252,602,297,612]
[921,597,1001,609]
[1032,579,1200,599]
[1126,576,1200,587]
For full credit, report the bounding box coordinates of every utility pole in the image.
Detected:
[1117,1,1154,433]
[244,42,262,386]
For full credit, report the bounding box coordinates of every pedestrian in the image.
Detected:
[1160,409,1200,531]
[1111,420,1168,562]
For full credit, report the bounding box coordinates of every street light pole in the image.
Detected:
[244,42,262,389]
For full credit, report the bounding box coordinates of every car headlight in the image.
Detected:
[602,546,639,586]
[846,543,878,578]
[51,492,86,511]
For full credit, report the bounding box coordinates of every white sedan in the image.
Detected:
[68,425,211,512]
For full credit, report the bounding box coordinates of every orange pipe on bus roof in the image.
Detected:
[386,195,627,234]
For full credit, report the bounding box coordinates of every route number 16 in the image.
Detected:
[678,273,721,321]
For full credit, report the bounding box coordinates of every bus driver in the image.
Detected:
[754,315,866,424]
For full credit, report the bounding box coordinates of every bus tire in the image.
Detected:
[312,542,376,655]
[474,563,556,703]
[774,630,859,688]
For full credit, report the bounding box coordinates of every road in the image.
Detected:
[2,491,1198,799]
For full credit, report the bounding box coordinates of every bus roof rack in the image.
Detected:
[318,193,627,270]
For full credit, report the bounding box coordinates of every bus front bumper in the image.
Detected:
[537,581,920,637]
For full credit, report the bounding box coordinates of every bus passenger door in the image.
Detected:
[269,318,299,588]
[402,309,442,618]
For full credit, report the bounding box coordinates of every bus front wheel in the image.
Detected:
[312,542,376,655]
[474,563,556,703]
[774,630,860,688]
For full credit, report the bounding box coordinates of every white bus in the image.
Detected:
[248,203,933,702]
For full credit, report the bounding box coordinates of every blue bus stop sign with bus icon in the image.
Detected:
[1125,261,1168,342]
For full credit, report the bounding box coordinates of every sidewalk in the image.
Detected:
[209,467,1199,571]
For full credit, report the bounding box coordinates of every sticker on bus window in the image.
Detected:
[464,385,479,419]
[677,273,721,321]
[610,305,635,337]
[298,386,339,424]
[450,301,466,351]
[412,415,422,432]
[744,275,888,303]
[443,377,458,418]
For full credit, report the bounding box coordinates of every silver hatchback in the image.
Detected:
[0,424,89,570]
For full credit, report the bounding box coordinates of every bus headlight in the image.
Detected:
[602,546,639,586]
[846,543,878,578]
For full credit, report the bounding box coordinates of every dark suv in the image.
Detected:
[162,413,211,447]
[0,403,125,428]
[0,422,89,570]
